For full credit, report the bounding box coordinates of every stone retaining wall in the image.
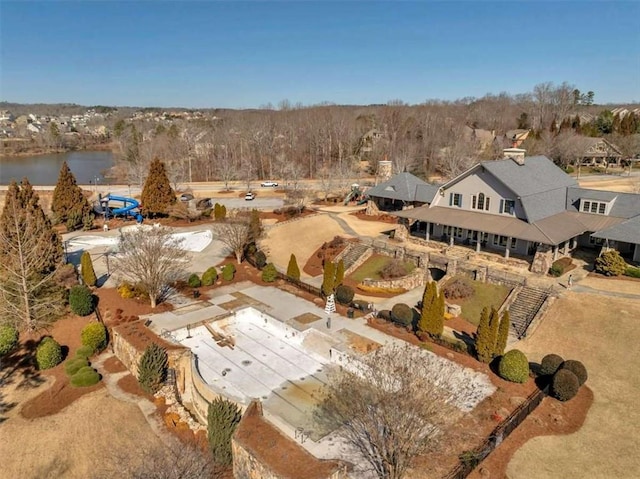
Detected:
[361,267,426,291]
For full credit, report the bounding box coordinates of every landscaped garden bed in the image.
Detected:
[441,275,511,325]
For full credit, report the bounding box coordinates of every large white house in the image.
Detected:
[393,155,640,273]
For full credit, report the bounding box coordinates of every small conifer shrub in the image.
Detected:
[561,359,588,386]
[207,397,242,467]
[540,354,564,376]
[0,325,19,356]
[138,343,168,394]
[261,263,278,282]
[69,285,95,316]
[81,322,107,352]
[222,264,236,281]
[551,369,580,401]
[498,349,530,383]
[188,274,201,288]
[36,337,63,370]
[201,267,218,286]
[80,251,97,287]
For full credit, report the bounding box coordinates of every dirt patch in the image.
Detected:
[292,312,322,325]
[117,373,154,400]
[350,210,398,224]
[101,355,128,374]
[339,329,382,353]
[302,236,352,277]
[95,287,174,323]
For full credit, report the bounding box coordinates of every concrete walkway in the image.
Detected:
[570,283,640,300]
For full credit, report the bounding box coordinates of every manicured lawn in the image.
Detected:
[443,276,511,325]
[349,254,415,282]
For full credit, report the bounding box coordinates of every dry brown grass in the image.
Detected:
[507,290,640,478]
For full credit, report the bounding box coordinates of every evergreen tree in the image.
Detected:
[487,307,500,359]
[207,397,242,467]
[80,251,97,287]
[432,289,445,337]
[137,343,168,394]
[0,179,65,331]
[286,254,300,280]
[475,307,492,363]
[51,161,91,228]
[335,259,345,286]
[495,310,510,357]
[418,281,437,334]
[322,261,336,296]
[247,209,263,243]
[140,158,176,217]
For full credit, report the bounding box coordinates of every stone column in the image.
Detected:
[425,222,430,241]
[553,245,559,261]
[449,235,454,247]
[505,237,511,259]
[563,240,569,255]
[476,236,481,253]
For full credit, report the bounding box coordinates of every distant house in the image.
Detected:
[357,128,383,154]
[504,129,531,148]
[573,137,623,167]
[393,155,640,272]
[365,172,439,214]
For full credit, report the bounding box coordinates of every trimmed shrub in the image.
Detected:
[118,282,136,299]
[335,285,355,305]
[69,285,95,316]
[443,278,474,300]
[222,264,235,281]
[0,325,19,356]
[561,359,588,386]
[594,250,627,276]
[548,263,563,277]
[498,349,530,383]
[80,251,97,287]
[70,367,101,387]
[391,303,413,327]
[548,257,573,277]
[201,267,218,286]
[255,251,267,269]
[377,309,392,321]
[81,322,107,352]
[36,337,62,370]
[188,274,201,288]
[138,343,168,394]
[261,263,278,283]
[76,345,94,359]
[551,369,580,401]
[65,357,90,376]
[624,266,640,278]
[351,299,370,311]
[540,354,564,376]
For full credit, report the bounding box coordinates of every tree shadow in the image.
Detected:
[452,330,477,356]
[97,273,111,287]
[0,339,45,391]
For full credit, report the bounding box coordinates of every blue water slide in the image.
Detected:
[96,194,143,222]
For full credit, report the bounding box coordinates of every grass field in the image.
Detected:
[349,254,416,282]
[443,276,511,325]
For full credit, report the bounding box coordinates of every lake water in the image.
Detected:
[0,151,114,185]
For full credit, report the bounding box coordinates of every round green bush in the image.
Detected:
[540,354,564,376]
[69,285,95,316]
[64,357,90,376]
[551,369,580,401]
[81,322,107,352]
[70,367,101,388]
[188,273,201,288]
[36,337,63,370]
[594,250,627,276]
[201,267,218,286]
[561,359,588,386]
[222,264,236,281]
[75,345,94,359]
[255,250,267,269]
[391,303,413,327]
[0,325,19,356]
[498,349,530,383]
[261,263,278,283]
[335,285,355,305]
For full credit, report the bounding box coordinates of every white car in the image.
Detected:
[244,192,255,201]
[260,181,278,187]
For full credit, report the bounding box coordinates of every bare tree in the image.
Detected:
[213,218,251,263]
[94,439,219,479]
[111,226,189,308]
[316,344,458,479]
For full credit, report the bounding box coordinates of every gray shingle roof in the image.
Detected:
[366,172,439,204]
[591,215,640,244]
[566,187,640,218]
[482,156,578,197]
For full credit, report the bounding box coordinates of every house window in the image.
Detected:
[502,199,516,215]
[581,199,608,215]
[510,238,517,249]
[589,236,605,246]
[499,235,508,247]
[472,193,491,211]
[450,193,462,207]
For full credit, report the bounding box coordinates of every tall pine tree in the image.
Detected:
[51,161,91,227]
[322,261,336,296]
[495,310,510,357]
[287,254,301,280]
[141,158,176,217]
[475,307,493,363]
[0,179,65,331]
[80,251,97,287]
[418,281,437,334]
[335,259,345,286]
[487,307,500,360]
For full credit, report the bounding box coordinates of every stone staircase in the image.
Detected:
[508,286,550,339]
[336,243,372,274]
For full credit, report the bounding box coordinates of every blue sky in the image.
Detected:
[1,1,639,108]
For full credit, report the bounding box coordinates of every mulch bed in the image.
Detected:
[350,210,398,224]
[302,236,354,277]
[587,271,640,282]
[102,354,128,374]
[117,373,154,400]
